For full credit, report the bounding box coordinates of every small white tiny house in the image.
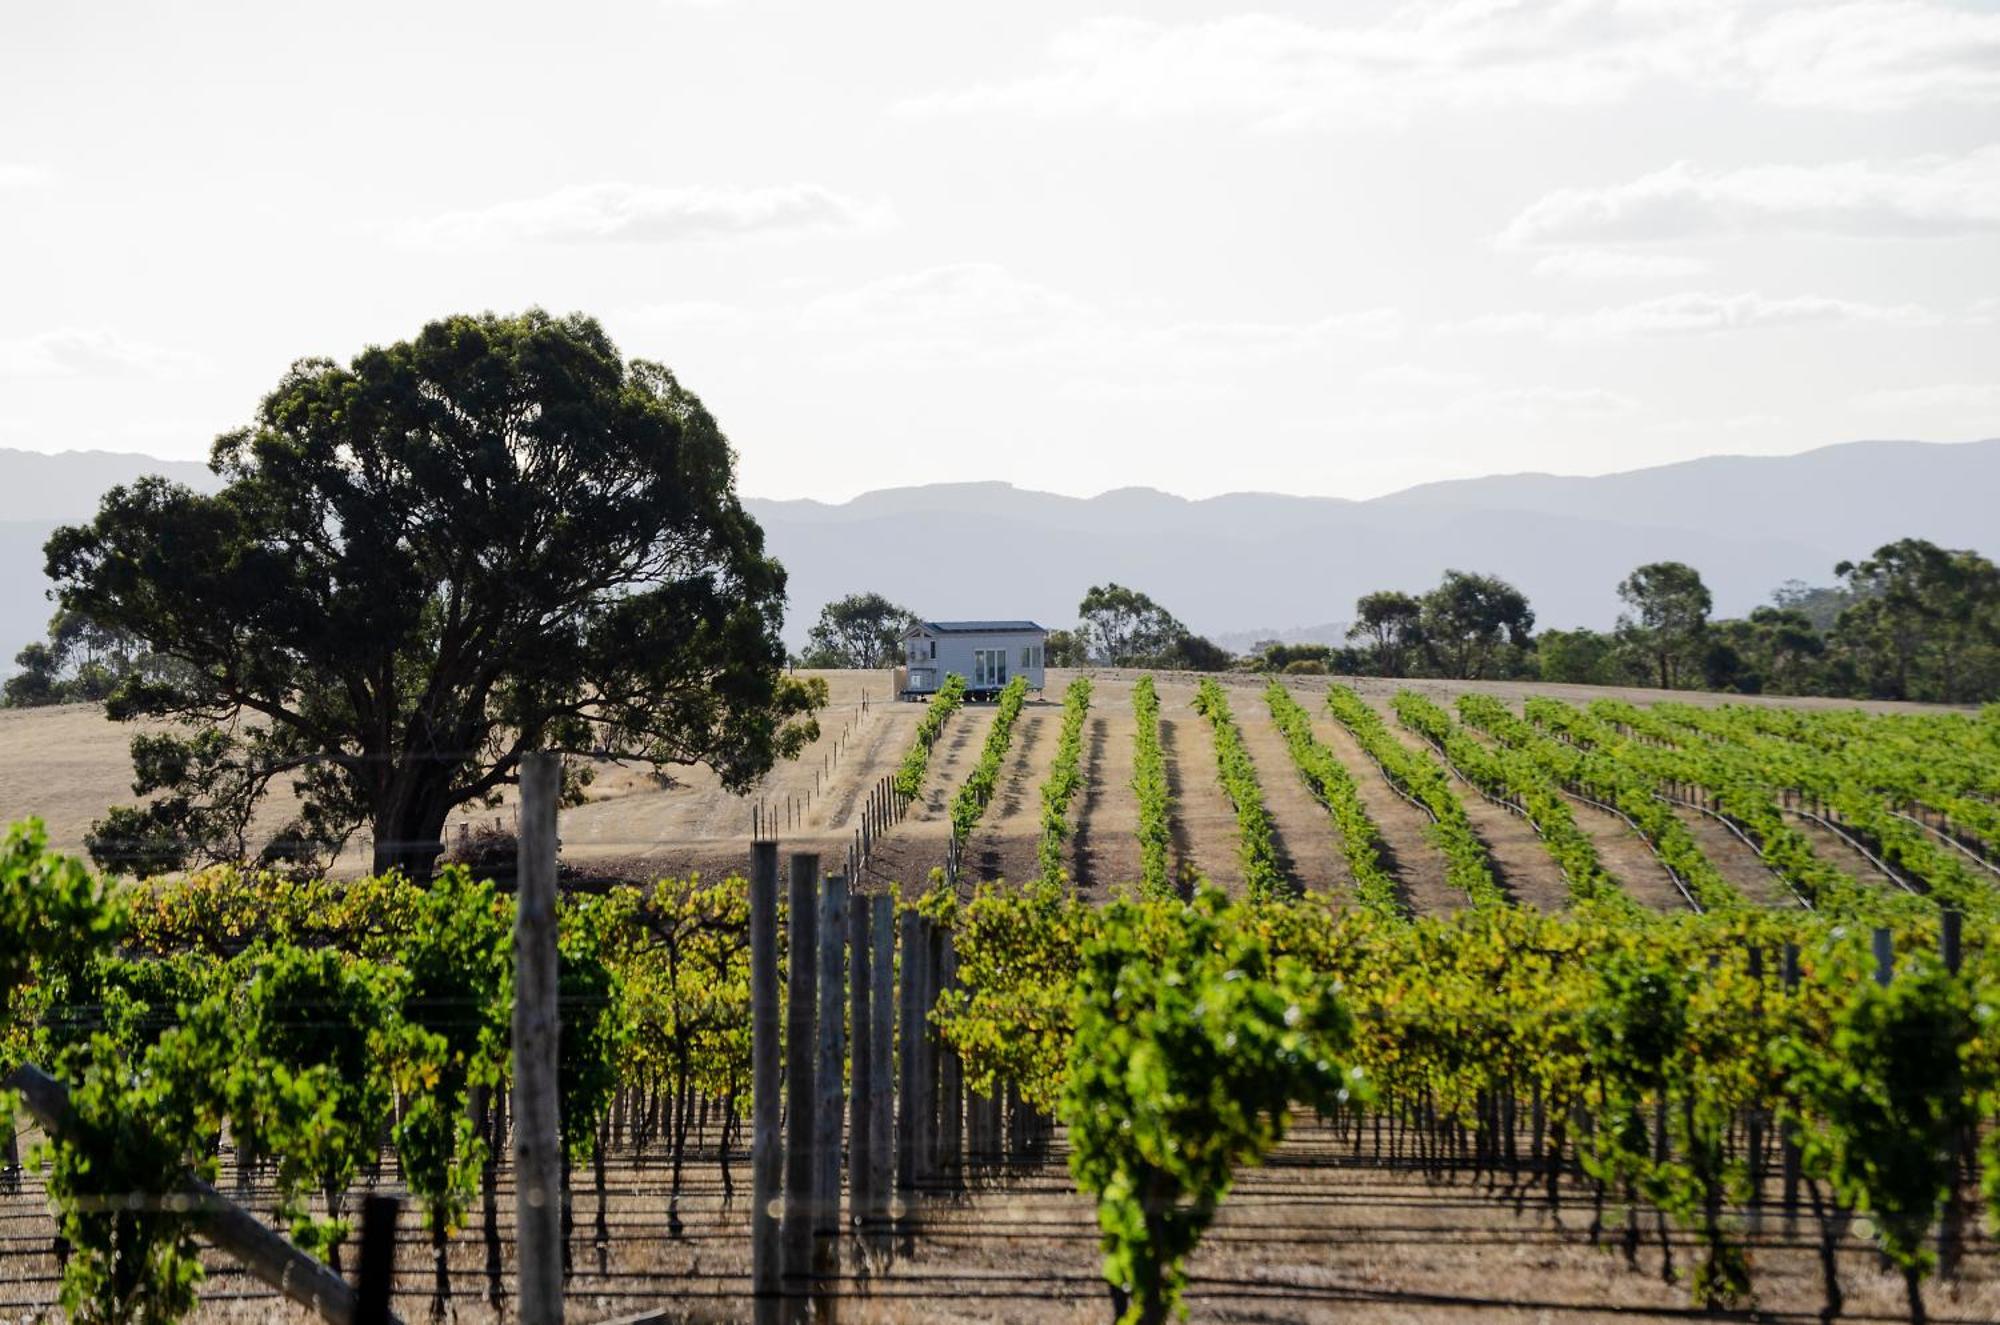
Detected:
[897,620,1048,700]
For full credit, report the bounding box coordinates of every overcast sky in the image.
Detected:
[2,0,1996,501]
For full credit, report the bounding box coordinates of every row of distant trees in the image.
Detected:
[792,583,1232,674]
[1291,537,2000,705]
[784,536,2000,704]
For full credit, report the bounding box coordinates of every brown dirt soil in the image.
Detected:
[1152,680,1242,894]
[1068,707,1138,897]
[1304,702,1467,916]
[1375,706,1573,911]
[964,702,1059,888]
[1784,809,1917,899]
[4,1117,1994,1325]
[1230,689,1357,901]
[1668,803,1804,909]
[1561,793,1695,911]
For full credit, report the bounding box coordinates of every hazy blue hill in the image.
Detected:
[6,439,1996,664]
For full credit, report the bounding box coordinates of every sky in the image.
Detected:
[1,0,1996,502]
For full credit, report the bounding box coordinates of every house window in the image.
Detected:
[972,648,1008,686]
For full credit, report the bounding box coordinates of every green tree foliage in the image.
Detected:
[1536,627,1628,686]
[45,310,824,879]
[1617,561,1714,690]
[799,592,917,669]
[1418,570,1535,680]
[1063,887,1357,1325]
[1169,633,1234,671]
[1078,584,1187,666]
[2,611,172,709]
[1044,628,1089,667]
[1347,590,1423,677]
[1832,539,2000,703]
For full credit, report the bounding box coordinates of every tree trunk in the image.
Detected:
[371,800,453,881]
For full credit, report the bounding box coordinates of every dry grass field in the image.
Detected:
[0,667,1956,914]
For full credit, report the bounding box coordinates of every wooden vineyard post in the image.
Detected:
[1745,945,1765,1236]
[1872,927,1894,986]
[895,903,921,1246]
[749,840,782,1325]
[513,751,563,1325]
[910,913,936,1198]
[1780,942,1802,1234]
[354,1194,400,1325]
[812,872,849,1321]
[867,894,895,1256]
[782,852,820,1320]
[1940,909,1969,1279]
[934,922,962,1192]
[847,890,873,1257]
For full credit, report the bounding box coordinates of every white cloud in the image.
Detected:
[901,3,2000,130]
[400,182,892,248]
[1744,2,2000,110]
[1362,362,1484,390]
[795,263,1403,394]
[1502,147,2000,247]
[1331,384,1641,432]
[0,163,48,189]
[800,263,1097,336]
[1854,381,2000,412]
[620,301,758,338]
[0,329,202,379]
[1446,291,1940,340]
[1530,249,1711,279]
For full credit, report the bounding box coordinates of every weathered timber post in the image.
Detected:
[355,1194,400,1325]
[1745,945,1766,1235]
[895,906,920,1204]
[935,923,962,1192]
[812,873,849,1321]
[911,914,936,1196]
[1940,909,1970,1279]
[1872,927,1894,986]
[1780,942,1802,1233]
[782,852,820,1319]
[749,840,782,1325]
[867,894,895,1255]
[847,890,874,1253]
[514,752,563,1325]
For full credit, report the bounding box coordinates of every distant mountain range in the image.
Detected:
[4,438,1997,668]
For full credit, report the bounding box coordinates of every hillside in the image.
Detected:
[5,438,1996,664]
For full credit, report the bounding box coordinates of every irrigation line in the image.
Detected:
[1894,810,2000,879]
[1788,809,1922,896]
[1560,785,1702,914]
[1653,792,1813,912]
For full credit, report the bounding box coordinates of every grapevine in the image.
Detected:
[1191,679,1288,902]
[1038,676,1094,887]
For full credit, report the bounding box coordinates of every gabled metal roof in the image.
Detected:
[904,619,1047,636]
